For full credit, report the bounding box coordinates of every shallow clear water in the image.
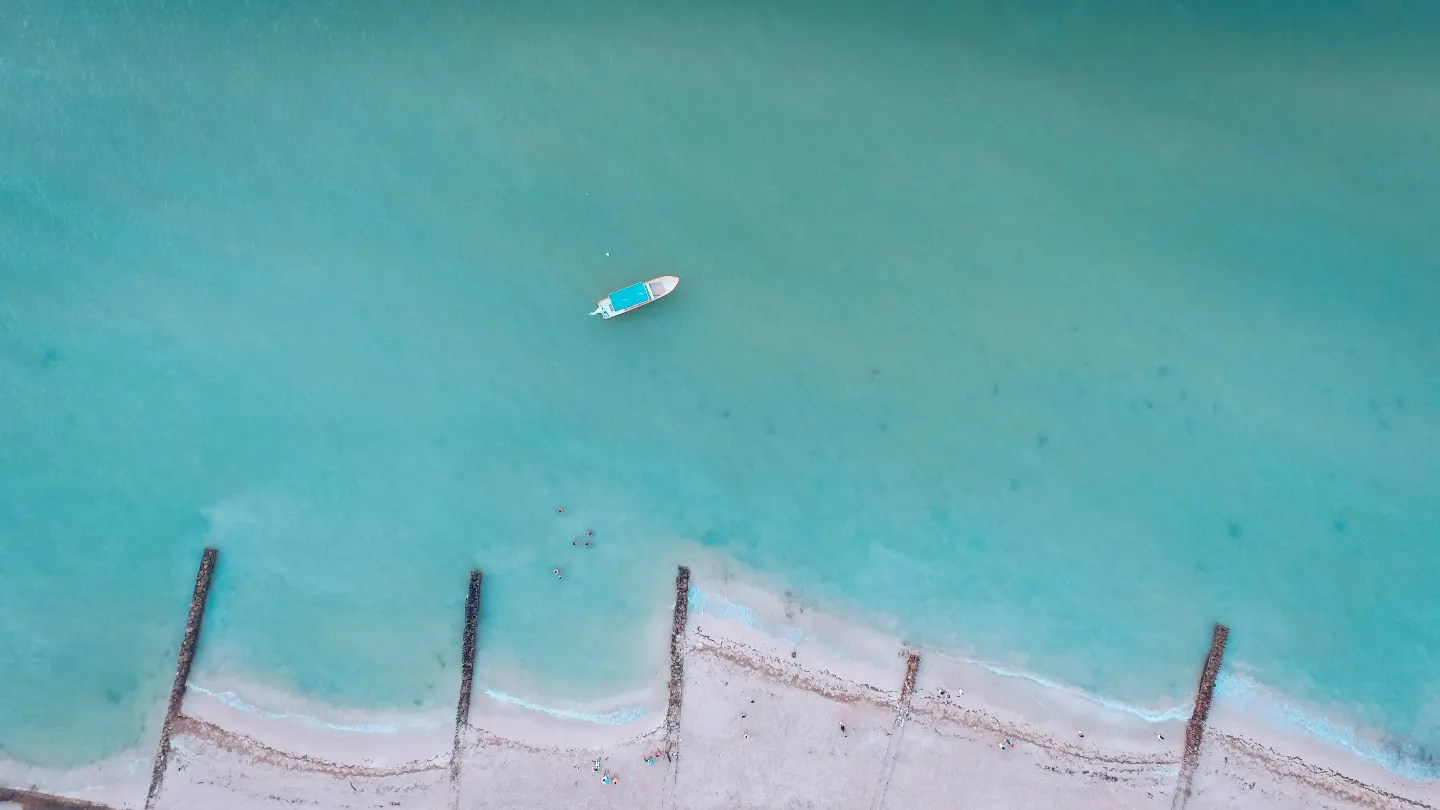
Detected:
[2,0,1437,773]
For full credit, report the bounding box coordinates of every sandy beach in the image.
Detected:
[2,567,1435,810]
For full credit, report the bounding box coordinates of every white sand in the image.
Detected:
[4,566,1436,810]
[0,750,151,809]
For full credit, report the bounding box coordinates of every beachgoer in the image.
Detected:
[1157,733,1165,741]
[593,759,602,772]
[587,529,593,536]
[839,723,847,735]
[1077,731,1085,738]
[584,541,591,547]
[558,507,564,513]
[572,540,578,546]
[552,568,563,579]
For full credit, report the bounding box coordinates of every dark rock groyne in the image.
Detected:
[144,547,219,810]
[868,651,923,810]
[663,566,692,758]
[899,652,921,707]
[0,787,117,810]
[1172,623,1229,810]
[450,569,483,790]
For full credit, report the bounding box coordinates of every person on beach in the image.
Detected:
[839,723,847,735]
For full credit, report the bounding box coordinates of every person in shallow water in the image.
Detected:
[552,568,562,579]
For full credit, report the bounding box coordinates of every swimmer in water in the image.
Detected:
[552,568,562,579]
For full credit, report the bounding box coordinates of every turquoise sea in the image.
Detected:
[2,0,1437,778]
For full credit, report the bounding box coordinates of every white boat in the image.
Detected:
[589,276,680,320]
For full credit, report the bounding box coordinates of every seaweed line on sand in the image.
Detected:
[465,726,663,758]
[909,697,1176,768]
[171,716,446,779]
[1208,733,1436,810]
[688,630,894,710]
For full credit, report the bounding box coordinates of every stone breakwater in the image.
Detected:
[664,565,692,758]
[899,653,920,707]
[0,787,118,810]
[451,569,483,791]
[869,652,924,810]
[1173,623,1230,810]
[144,547,218,810]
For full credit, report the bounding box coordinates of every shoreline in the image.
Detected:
[2,564,1435,809]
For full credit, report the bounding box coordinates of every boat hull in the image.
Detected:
[591,275,680,319]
